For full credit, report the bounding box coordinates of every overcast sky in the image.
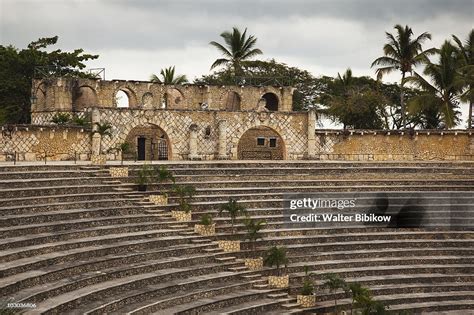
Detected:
[1,0,473,126]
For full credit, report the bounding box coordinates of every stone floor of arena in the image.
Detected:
[0,160,473,314]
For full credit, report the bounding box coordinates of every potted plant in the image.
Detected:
[264,246,289,288]
[135,164,153,191]
[194,214,216,236]
[243,216,266,270]
[322,273,347,315]
[171,184,195,221]
[149,165,175,205]
[217,198,247,252]
[297,266,316,308]
[345,282,371,315]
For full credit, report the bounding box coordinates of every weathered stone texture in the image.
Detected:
[194,224,216,236]
[217,240,241,252]
[244,257,263,270]
[268,275,289,288]
[149,194,168,205]
[171,211,192,222]
[315,131,474,161]
[0,126,90,161]
[297,294,316,308]
[109,167,129,177]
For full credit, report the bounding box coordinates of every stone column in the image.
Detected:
[217,120,228,159]
[91,108,101,155]
[188,123,200,160]
[307,109,317,159]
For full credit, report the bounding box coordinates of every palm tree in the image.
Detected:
[405,41,464,128]
[243,216,266,252]
[150,66,188,84]
[219,198,247,234]
[371,24,436,128]
[263,246,288,276]
[155,165,175,184]
[173,185,196,212]
[93,122,112,154]
[209,27,263,76]
[322,273,347,314]
[452,30,474,128]
[345,282,371,315]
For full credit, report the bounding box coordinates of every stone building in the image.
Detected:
[29,77,312,161]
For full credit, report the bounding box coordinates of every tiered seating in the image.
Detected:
[0,161,472,314]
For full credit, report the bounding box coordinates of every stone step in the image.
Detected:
[228,266,247,272]
[254,283,269,289]
[215,256,236,262]
[203,248,223,253]
[241,274,262,279]
[267,292,289,298]
[169,224,189,229]
[190,239,211,244]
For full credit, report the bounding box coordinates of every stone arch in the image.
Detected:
[261,92,279,111]
[225,91,241,111]
[236,125,286,160]
[124,123,172,160]
[114,87,137,108]
[165,88,185,109]
[142,92,154,108]
[74,85,98,111]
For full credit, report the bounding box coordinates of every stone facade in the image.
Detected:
[0,125,90,161]
[314,130,474,161]
[217,240,241,252]
[109,167,129,177]
[268,275,289,288]
[91,154,106,165]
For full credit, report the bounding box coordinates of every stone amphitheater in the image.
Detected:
[0,160,473,314]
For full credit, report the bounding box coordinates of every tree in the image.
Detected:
[93,122,112,154]
[219,198,247,234]
[173,185,196,213]
[150,66,188,84]
[300,265,315,296]
[371,24,436,128]
[243,216,266,252]
[322,273,347,314]
[452,30,474,128]
[155,165,175,184]
[345,282,371,315]
[210,27,263,76]
[0,36,98,124]
[263,246,288,276]
[405,41,464,128]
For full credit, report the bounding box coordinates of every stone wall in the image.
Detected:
[31,78,294,114]
[314,130,474,161]
[0,125,91,161]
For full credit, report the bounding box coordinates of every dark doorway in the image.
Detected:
[137,137,146,160]
[262,93,279,111]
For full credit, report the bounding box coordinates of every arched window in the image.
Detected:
[115,90,129,108]
[262,92,279,111]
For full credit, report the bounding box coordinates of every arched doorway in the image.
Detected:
[237,126,285,160]
[262,92,279,111]
[115,88,137,108]
[124,125,170,160]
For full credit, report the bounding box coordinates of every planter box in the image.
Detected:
[171,211,192,222]
[91,154,106,165]
[297,294,316,308]
[109,167,129,177]
[268,275,289,288]
[149,194,168,205]
[244,257,263,270]
[194,224,215,236]
[217,240,240,252]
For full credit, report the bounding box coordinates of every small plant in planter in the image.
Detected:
[171,184,195,221]
[243,216,266,270]
[264,246,289,288]
[345,282,371,315]
[149,165,175,205]
[322,273,347,315]
[297,266,316,308]
[217,198,247,252]
[194,214,216,236]
[135,164,154,191]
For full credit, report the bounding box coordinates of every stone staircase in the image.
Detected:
[0,161,472,314]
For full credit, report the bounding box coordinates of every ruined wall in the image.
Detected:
[314,130,474,161]
[237,126,285,159]
[31,78,294,117]
[86,108,308,160]
[0,126,91,161]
